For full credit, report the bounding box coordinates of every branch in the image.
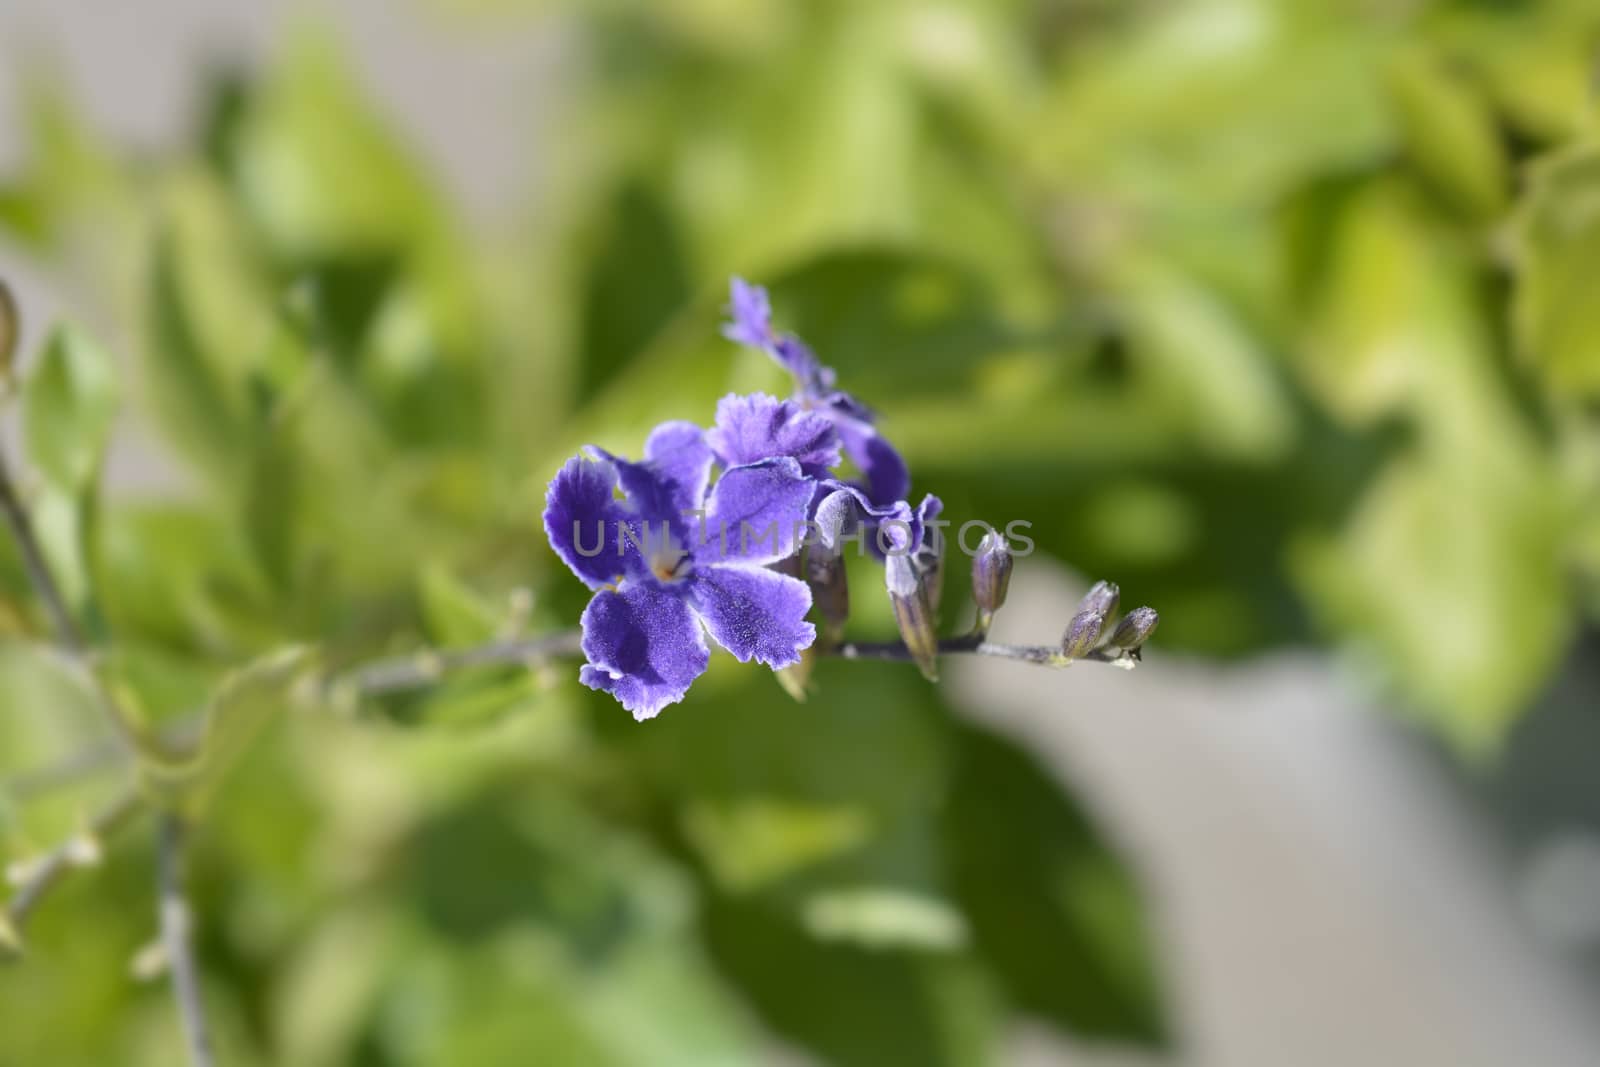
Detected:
[337,630,586,695]
[3,786,143,951]
[158,814,215,1067]
[825,634,1138,669]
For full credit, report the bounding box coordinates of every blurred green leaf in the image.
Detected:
[1385,47,1507,220]
[418,565,501,646]
[943,723,1166,1044]
[142,646,312,811]
[578,181,693,401]
[22,324,117,493]
[703,893,998,1067]
[145,229,250,482]
[1293,179,1571,753]
[1514,142,1600,398]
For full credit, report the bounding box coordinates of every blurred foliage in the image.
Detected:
[1,0,1599,1062]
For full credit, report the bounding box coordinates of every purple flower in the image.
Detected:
[707,392,840,479]
[723,277,910,507]
[544,422,817,720]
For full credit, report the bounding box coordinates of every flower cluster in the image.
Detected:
[543,278,1157,720]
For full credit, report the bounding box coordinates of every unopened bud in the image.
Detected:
[887,554,939,681]
[1108,606,1158,650]
[805,548,849,644]
[919,536,947,617]
[776,646,815,702]
[1061,610,1104,659]
[1076,580,1119,621]
[970,532,1012,635]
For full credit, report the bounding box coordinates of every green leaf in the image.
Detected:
[943,723,1167,1044]
[1293,179,1572,754]
[703,894,998,1067]
[142,646,313,811]
[0,640,118,849]
[145,229,249,481]
[1385,47,1507,220]
[21,324,118,493]
[577,181,692,402]
[1513,141,1600,398]
[417,565,501,647]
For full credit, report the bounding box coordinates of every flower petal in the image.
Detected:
[811,482,901,554]
[833,416,910,508]
[691,564,815,669]
[708,392,840,474]
[700,457,814,565]
[579,581,709,721]
[644,420,714,513]
[722,277,774,350]
[543,454,636,589]
[773,335,825,386]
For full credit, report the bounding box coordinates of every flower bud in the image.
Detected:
[1076,580,1119,621]
[970,532,1012,634]
[776,646,815,702]
[1107,606,1158,650]
[805,547,849,644]
[887,553,939,681]
[1060,609,1104,660]
[919,533,947,616]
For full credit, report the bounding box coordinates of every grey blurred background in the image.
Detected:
[4,3,1599,1065]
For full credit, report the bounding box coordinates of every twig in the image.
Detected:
[2,628,1129,803]
[158,814,215,1067]
[825,634,1136,668]
[342,627,1135,695]
[1,736,129,804]
[3,786,143,945]
[340,630,586,695]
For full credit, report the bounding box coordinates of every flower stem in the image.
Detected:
[158,814,215,1067]
[826,634,1135,668]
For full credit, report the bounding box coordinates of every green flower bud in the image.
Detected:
[1061,609,1104,660]
[1108,606,1159,650]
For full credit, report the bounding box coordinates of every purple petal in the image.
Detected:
[914,494,943,545]
[811,483,902,554]
[773,335,824,385]
[708,392,840,474]
[832,416,910,507]
[644,420,713,513]
[879,493,943,556]
[585,428,708,545]
[691,564,815,669]
[700,457,815,565]
[722,277,773,349]
[543,455,636,590]
[579,581,709,721]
